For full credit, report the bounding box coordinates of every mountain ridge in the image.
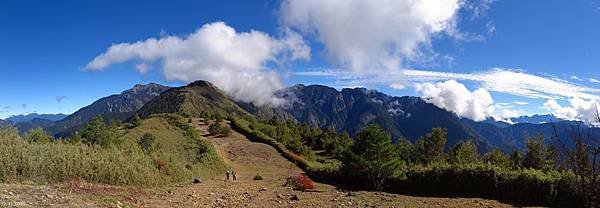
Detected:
[46,83,171,136]
[6,113,68,123]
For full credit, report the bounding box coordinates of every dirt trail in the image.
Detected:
[195,119,304,182]
[0,118,522,207]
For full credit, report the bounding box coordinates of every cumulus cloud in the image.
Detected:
[280,0,463,72]
[416,80,494,121]
[85,22,309,106]
[590,78,600,83]
[543,98,600,125]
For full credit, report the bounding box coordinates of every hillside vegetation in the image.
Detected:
[0,114,225,187]
[231,116,598,207]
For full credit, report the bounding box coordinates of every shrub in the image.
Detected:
[287,174,316,191]
[253,174,263,180]
[24,128,52,143]
[131,113,142,128]
[208,122,231,137]
[138,133,158,154]
[80,116,122,147]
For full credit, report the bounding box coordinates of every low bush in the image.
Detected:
[286,174,316,191]
[253,174,263,180]
[208,122,231,137]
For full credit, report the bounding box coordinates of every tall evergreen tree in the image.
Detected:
[343,124,402,190]
[482,148,510,168]
[522,134,554,170]
[449,140,478,164]
[415,127,447,164]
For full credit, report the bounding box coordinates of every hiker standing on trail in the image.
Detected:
[232,171,237,181]
[225,170,231,181]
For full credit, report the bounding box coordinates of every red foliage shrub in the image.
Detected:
[289,174,316,191]
[153,159,170,175]
[153,159,165,170]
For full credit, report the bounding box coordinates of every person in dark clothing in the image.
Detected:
[232,171,237,181]
[225,170,231,181]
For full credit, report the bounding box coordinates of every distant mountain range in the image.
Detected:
[5,83,170,136]
[131,81,599,151]
[0,119,9,127]
[6,113,68,123]
[5,80,597,152]
[509,114,565,124]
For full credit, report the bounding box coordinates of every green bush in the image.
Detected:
[138,132,159,154]
[80,116,122,147]
[253,174,263,180]
[24,128,52,143]
[208,122,231,137]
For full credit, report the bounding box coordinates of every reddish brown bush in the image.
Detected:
[153,159,165,169]
[288,174,316,191]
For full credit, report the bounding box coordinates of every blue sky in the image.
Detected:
[1,0,600,122]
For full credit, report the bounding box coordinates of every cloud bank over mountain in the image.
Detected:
[85,22,309,106]
[416,80,494,121]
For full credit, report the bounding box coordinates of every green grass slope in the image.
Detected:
[0,114,226,187]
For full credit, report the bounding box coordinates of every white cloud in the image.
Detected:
[571,75,583,81]
[389,83,406,90]
[543,98,600,125]
[404,68,600,100]
[416,80,494,121]
[296,68,600,101]
[85,22,309,106]
[590,78,600,83]
[280,0,463,72]
[513,101,528,105]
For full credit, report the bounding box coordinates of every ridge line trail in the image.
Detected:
[194,118,304,183]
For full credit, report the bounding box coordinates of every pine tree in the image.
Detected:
[343,124,402,190]
[482,148,510,167]
[415,127,447,164]
[449,140,478,164]
[522,134,554,170]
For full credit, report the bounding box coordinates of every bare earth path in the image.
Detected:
[0,118,523,207]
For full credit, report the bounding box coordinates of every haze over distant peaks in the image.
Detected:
[6,113,69,123]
